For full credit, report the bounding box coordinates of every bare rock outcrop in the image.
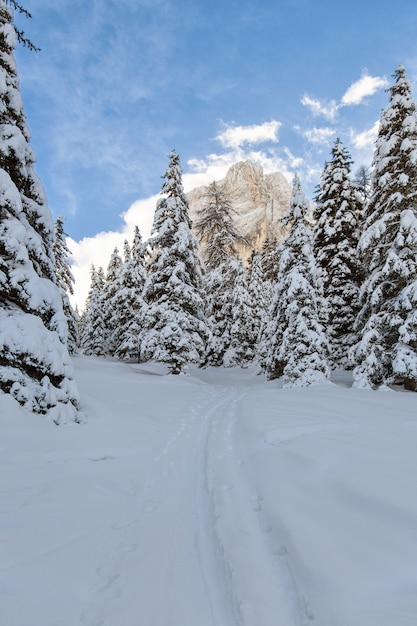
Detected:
[188,160,291,255]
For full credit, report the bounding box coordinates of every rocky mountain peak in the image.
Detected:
[188,160,292,255]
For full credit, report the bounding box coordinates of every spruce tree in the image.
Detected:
[263,175,330,387]
[352,66,417,390]
[113,230,147,361]
[79,266,106,356]
[103,246,123,355]
[194,181,249,366]
[313,139,364,366]
[354,165,372,202]
[53,216,78,354]
[0,2,81,422]
[204,256,240,366]
[194,181,247,270]
[223,258,255,367]
[141,151,210,373]
[247,249,267,358]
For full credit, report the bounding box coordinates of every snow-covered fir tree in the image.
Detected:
[313,139,364,367]
[223,258,255,367]
[53,216,78,353]
[79,266,106,356]
[204,256,240,366]
[112,229,147,361]
[102,246,123,355]
[352,66,417,390]
[0,2,81,422]
[262,175,330,387]
[261,234,279,283]
[141,151,210,374]
[257,236,281,367]
[247,249,267,354]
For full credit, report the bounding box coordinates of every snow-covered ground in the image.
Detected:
[1,356,417,626]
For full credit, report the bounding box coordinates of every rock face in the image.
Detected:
[188,160,292,256]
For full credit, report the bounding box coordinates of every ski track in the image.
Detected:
[79,381,307,626]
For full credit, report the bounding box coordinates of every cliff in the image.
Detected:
[187,160,292,255]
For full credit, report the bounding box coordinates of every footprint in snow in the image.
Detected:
[250,494,263,512]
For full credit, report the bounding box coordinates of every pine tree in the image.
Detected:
[261,235,279,283]
[0,2,81,422]
[141,151,210,373]
[113,229,147,361]
[354,165,372,202]
[103,246,123,355]
[204,256,240,366]
[194,181,248,270]
[247,249,267,357]
[263,175,330,387]
[352,66,417,390]
[223,258,255,367]
[194,180,249,366]
[53,216,78,353]
[79,266,106,356]
[313,139,364,366]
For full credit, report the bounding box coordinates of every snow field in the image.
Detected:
[1,357,417,626]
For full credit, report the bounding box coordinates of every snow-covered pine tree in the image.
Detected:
[53,216,78,353]
[352,66,417,390]
[313,139,364,367]
[261,234,279,284]
[102,246,123,355]
[141,151,210,374]
[257,236,281,367]
[263,175,330,387]
[79,266,106,356]
[223,257,255,367]
[113,229,147,361]
[204,256,240,366]
[0,2,81,422]
[247,249,267,359]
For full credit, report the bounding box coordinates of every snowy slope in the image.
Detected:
[1,357,417,626]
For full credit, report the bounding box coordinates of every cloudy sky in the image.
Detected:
[15,0,417,306]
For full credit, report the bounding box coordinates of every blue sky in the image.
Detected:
[13,0,417,305]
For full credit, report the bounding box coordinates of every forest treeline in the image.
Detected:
[77,63,417,393]
[1,0,416,422]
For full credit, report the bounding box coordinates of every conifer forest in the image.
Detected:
[1,0,417,418]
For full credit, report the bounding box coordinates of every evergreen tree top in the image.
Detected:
[285,174,310,224]
[161,150,186,198]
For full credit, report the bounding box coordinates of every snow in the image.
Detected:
[1,356,417,626]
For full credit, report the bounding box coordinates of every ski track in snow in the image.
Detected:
[4,360,417,626]
[78,382,306,626]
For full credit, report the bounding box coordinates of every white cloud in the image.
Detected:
[350,120,380,150]
[302,127,336,144]
[216,121,281,149]
[69,138,299,310]
[69,194,159,310]
[341,74,388,106]
[301,94,339,121]
[301,73,388,123]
